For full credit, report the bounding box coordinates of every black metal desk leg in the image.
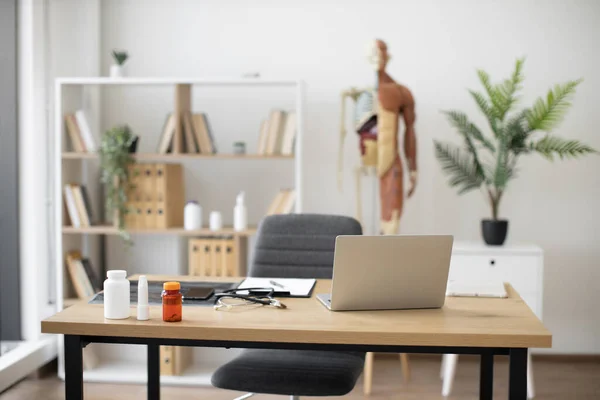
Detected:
[479,351,494,400]
[64,335,84,400]
[508,348,527,400]
[148,343,160,400]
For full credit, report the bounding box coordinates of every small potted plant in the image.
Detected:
[99,125,137,242]
[110,50,128,78]
[435,58,596,245]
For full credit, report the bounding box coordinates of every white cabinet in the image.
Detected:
[449,242,544,319]
[442,242,544,398]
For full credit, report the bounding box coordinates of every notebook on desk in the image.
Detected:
[237,278,316,297]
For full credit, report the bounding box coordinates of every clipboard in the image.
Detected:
[237,278,316,298]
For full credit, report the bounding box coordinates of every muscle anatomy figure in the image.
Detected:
[339,39,417,234]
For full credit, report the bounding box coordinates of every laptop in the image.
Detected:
[317,235,453,311]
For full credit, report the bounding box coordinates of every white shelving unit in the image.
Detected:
[53,77,305,384]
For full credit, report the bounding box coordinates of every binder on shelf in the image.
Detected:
[126,164,143,229]
[160,346,192,376]
[141,164,156,229]
[188,240,200,276]
[154,163,184,229]
[222,237,236,277]
[209,239,220,277]
[64,114,86,152]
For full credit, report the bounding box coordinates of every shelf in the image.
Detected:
[81,359,216,386]
[57,77,302,87]
[61,152,294,161]
[62,225,257,236]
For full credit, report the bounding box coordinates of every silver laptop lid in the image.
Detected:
[329,235,453,311]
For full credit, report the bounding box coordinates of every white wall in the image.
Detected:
[96,0,600,354]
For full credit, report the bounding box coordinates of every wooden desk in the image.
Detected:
[42,276,551,400]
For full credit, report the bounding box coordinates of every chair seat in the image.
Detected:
[211,349,365,396]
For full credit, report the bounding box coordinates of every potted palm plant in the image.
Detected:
[435,58,596,245]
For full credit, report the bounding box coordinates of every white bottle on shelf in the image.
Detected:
[234,191,247,232]
[184,201,202,230]
[103,270,130,320]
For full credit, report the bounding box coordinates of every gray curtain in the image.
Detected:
[0,0,20,341]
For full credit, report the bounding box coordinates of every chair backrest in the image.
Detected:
[249,214,362,279]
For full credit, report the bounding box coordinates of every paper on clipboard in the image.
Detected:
[237,278,316,297]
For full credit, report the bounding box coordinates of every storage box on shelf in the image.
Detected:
[125,163,184,230]
[54,77,305,383]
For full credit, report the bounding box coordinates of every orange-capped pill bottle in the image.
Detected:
[162,282,182,322]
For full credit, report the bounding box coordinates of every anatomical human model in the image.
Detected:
[339,39,417,234]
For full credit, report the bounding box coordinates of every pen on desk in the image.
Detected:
[269,280,286,289]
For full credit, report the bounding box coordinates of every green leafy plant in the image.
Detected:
[435,58,597,220]
[99,125,136,242]
[112,50,128,66]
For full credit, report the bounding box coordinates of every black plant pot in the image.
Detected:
[481,219,508,246]
[128,136,139,153]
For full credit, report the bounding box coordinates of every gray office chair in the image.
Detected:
[211,214,365,400]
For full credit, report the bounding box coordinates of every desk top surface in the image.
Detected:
[42,276,552,348]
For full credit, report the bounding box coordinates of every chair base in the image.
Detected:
[233,395,298,400]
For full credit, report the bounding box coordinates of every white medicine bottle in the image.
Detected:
[104,270,130,319]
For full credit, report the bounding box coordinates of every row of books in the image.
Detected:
[257,110,296,155]
[64,184,94,227]
[157,112,217,154]
[189,237,239,277]
[266,189,296,215]
[64,110,97,153]
[126,163,185,229]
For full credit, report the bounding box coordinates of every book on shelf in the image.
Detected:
[64,114,86,152]
[192,113,216,154]
[157,112,216,154]
[266,189,296,215]
[182,111,199,153]
[65,251,96,299]
[74,110,97,152]
[203,113,218,154]
[265,110,287,155]
[280,111,297,155]
[157,113,176,154]
[64,184,93,228]
[64,185,81,228]
[257,119,269,154]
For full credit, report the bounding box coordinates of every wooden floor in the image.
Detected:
[1,356,599,399]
